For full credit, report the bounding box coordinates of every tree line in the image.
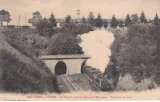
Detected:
[0,9,160,28]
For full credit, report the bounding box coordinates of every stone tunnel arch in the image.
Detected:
[55,61,67,75]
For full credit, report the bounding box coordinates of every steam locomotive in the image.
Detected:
[83,66,113,91]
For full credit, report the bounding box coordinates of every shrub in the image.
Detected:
[48,33,83,55]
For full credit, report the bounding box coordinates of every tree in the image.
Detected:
[88,12,95,26]
[153,13,160,25]
[81,17,87,23]
[118,19,124,27]
[28,11,42,27]
[104,20,108,29]
[49,13,57,28]
[140,12,147,23]
[36,18,50,36]
[48,13,57,34]
[95,13,103,28]
[65,15,72,23]
[125,14,131,26]
[0,9,11,26]
[63,15,74,31]
[110,15,118,28]
[131,14,139,24]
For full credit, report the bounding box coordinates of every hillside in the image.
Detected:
[0,30,59,93]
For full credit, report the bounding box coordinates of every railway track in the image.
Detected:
[56,74,82,92]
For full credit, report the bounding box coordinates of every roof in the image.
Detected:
[39,54,90,60]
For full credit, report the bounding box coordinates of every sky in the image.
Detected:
[0,0,160,25]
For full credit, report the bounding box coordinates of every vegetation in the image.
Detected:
[110,15,118,28]
[0,49,59,93]
[0,31,59,93]
[4,30,38,58]
[125,14,131,26]
[34,12,93,55]
[65,15,72,23]
[140,12,147,23]
[130,14,139,24]
[81,17,87,23]
[107,24,160,89]
[48,33,83,55]
[95,13,103,28]
[0,9,160,92]
[0,9,11,26]
[103,20,108,29]
[36,14,57,38]
[88,12,95,26]
[154,13,160,25]
[28,11,42,27]
[48,13,57,28]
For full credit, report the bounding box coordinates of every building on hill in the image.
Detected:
[39,54,90,75]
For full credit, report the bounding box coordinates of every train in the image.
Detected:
[82,66,114,91]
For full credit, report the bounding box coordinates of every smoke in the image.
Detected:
[79,28,115,72]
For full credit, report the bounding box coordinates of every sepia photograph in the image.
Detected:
[0,0,160,101]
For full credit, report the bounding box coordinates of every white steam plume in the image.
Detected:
[80,28,115,72]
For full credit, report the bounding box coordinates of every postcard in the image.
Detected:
[0,0,160,101]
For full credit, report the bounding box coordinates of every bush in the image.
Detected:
[48,33,83,55]
[62,23,93,35]
[116,74,156,91]
[3,28,49,56]
[4,30,38,58]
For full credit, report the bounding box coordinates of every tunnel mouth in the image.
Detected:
[55,61,67,75]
